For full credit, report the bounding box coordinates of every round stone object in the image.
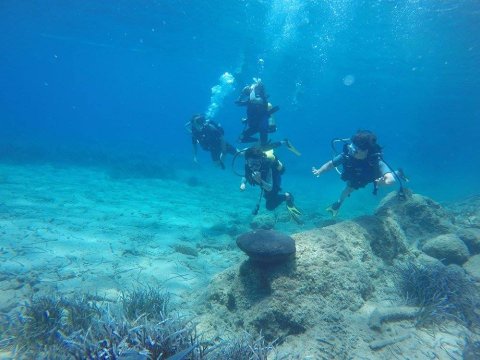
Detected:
[236,229,296,263]
[422,233,470,265]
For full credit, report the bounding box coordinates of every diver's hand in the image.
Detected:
[312,166,322,177]
[252,171,262,184]
[193,156,199,164]
[240,183,246,191]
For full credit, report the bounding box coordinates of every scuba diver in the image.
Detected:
[185,114,237,170]
[239,144,302,224]
[235,79,279,146]
[311,130,408,217]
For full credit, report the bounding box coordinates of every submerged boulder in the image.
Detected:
[422,233,470,265]
[236,230,296,263]
[463,255,480,281]
[457,228,480,255]
[376,191,456,246]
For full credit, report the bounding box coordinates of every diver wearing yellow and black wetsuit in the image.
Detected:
[240,146,301,223]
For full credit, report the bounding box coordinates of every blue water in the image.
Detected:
[1,0,479,201]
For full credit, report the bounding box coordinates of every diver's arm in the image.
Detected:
[312,160,334,177]
[257,168,273,192]
[235,86,251,106]
[240,177,247,191]
[375,161,395,186]
[375,172,394,187]
[184,121,192,134]
[220,136,227,153]
[376,172,395,186]
[235,98,249,106]
[192,141,198,163]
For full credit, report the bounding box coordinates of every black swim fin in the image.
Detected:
[268,105,280,115]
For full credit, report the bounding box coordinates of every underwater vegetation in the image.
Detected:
[0,288,278,359]
[121,287,170,322]
[0,294,101,354]
[463,334,480,360]
[396,259,480,329]
[205,332,276,360]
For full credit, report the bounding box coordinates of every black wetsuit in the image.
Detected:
[333,153,389,189]
[236,89,270,145]
[192,121,236,162]
[245,156,286,210]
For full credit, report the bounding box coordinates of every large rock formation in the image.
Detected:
[194,191,479,359]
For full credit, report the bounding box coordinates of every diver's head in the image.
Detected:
[245,146,265,171]
[350,130,380,159]
[191,114,206,130]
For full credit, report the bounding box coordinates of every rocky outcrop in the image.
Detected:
[198,221,385,343]
[195,191,478,359]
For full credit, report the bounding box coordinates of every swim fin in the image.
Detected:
[268,105,280,115]
[283,139,301,156]
[286,193,303,224]
[326,201,341,217]
[287,204,303,224]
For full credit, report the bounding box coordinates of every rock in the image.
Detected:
[457,228,480,254]
[415,253,444,268]
[368,306,419,330]
[172,243,198,257]
[194,194,477,359]
[369,333,411,350]
[200,223,377,343]
[463,255,480,281]
[250,214,275,230]
[236,230,296,263]
[448,195,480,228]
[422,234,470,265]
[354,215,408,263]
[376,191,456,247]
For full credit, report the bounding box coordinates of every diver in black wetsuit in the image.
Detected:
[186,114,237,170]
[235,80,279,146]
[239,146,301,223]
[312,130,408,216]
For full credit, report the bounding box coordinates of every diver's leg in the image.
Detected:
[259,119,269,145]
[225,142,238,155]
[239,126,259,143]
[327,186,355,216]
[260,130,268,146]
[265,191,285,211]
[210,148,225,170]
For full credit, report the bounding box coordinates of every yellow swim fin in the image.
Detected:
[326,201,341,217]
[284,139,301,156]
[287,204,303,224]
[285,193,302,224]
